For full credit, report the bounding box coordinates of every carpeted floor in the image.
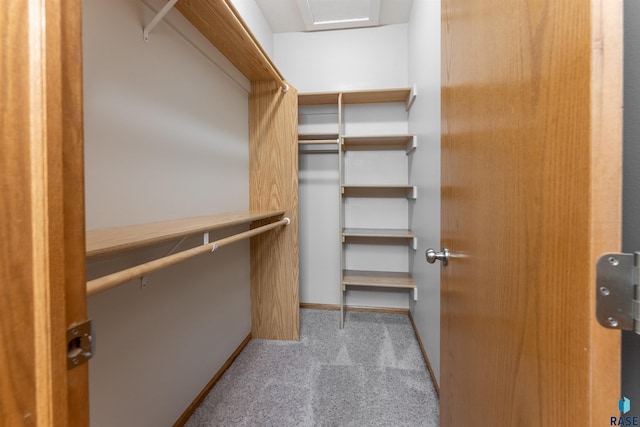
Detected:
[185,308,439,426]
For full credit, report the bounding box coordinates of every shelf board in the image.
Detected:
[86,210,285,258]
[343,228,415,239]
[176,0,285,84]
[298,133,339,144]
[342,270,415,289]
[342,88,412,104]
[299,88,412,106]
[299,146,339,154]
[298,92,341,106]
[342,134,416,153]
[342,185,417,199]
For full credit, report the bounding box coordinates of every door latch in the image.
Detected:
[67,320,94,369]
[596,252,640,334]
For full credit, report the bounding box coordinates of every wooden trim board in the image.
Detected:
[408,311,440,396]
[173,334,252,427]
[300,302,409,316]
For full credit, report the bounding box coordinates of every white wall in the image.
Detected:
[274,24,408,93]
[276,25,411,309]
[84,0,255,425]
[408,0,441,383]
[229,0,274,57]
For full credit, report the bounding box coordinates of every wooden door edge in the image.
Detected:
[589,0,623,423]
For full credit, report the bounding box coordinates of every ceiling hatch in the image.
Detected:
[296,0,381,31]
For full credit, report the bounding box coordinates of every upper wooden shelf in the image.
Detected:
[175,0,286,86]
[298,92,341,106]
[299,87,416,110]
[86,210,284,258]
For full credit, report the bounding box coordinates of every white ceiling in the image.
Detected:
[254,0,414,33]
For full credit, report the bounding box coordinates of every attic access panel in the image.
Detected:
[296,0,381,31]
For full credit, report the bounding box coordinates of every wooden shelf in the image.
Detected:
[298,92,341,106]
[342,270,415,289]
[298,133,339,144]
[342,135,416,153]
[86,210,284,258]
[342,88,412,104]
[176,0,286,85]
[342,185,417,199]
[299,88,412,106]
[343,228,415,239]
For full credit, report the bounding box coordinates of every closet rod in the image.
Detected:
[87,217,290,296]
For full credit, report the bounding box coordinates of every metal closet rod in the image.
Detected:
[86,217,290,296]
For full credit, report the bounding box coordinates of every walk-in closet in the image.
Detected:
[78,0,440,424]
[3,0,622,425]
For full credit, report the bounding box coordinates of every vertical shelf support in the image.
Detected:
[143,0,179,42]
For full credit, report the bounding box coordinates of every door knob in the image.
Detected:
[426,248,450,266]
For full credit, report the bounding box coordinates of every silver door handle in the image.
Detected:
[426,248,450,266]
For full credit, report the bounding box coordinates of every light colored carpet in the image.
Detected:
[185,308,439,426]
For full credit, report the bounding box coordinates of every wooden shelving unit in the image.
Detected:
[297,87,418,328]
[86,210,284,257]
[171,0,298,340]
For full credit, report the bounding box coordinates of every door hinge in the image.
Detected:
[67,320,94,370]
[596,252,640,334]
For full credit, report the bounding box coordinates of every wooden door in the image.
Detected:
[440,0,622,425]
[0,1,88,426]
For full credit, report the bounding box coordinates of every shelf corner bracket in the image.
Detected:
[405,83,418,112]
[143,0,179,42]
